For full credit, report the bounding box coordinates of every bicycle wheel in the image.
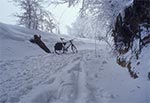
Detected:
[54,49,64,54]
[54,42,64,54]
[71,45,78,53]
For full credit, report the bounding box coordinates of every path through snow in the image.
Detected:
[1,49,149,103]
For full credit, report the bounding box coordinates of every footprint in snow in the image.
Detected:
[94,74,98,78]
[45,77,55,84]
[99,68,104,71]
[102,60,107,64]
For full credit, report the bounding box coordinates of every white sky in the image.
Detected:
[0,0,80,34]
[0,0,18,24]
[48,4,80,34]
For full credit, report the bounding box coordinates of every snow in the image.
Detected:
[0,23,150,103]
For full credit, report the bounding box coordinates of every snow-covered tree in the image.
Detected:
[39,11,57,33]
[13,0,57,32]
[67,0,132,38]
[13,0,43,29]
[47,0,80,7]
[67,16,92,38]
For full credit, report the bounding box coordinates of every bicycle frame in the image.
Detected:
[54,39,77,54]
[63,40,73,52]
[63,40,77,53]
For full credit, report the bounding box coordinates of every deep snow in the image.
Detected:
[0,23,150,103]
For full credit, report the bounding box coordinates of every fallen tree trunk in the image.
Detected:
[30,35,51,53]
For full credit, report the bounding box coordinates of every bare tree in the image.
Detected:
[40,11,57,33]
[13,0,43,29]
[13,0,57,32]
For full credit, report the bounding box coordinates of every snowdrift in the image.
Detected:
[0,22,59,60]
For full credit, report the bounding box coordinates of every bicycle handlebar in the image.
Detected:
[60,38,76,43]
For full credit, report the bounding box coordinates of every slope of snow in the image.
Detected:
[0,23,149,103]
[0,22,59,60]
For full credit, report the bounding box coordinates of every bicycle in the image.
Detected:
[54,38,78,54]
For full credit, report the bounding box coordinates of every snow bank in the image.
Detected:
[0,22,58,60]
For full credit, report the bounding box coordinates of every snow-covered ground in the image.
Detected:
[0,23,150,103]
